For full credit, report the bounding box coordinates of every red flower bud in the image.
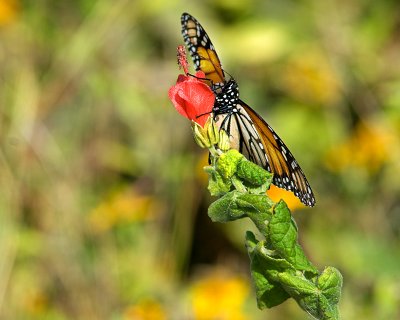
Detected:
[168,71,215,127]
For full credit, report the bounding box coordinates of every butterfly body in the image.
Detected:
[181,13,316,207]
[213,79,240,113]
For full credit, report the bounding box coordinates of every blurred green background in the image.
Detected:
[1,0,400,319]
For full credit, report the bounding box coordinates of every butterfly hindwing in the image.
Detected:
[242,102,316,207]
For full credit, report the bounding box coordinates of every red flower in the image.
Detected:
[168,71,215,127]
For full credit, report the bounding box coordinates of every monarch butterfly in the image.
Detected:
[181,13,316,207]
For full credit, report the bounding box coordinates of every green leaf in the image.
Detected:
[246,232,291,308]
[204,166,231,196]
[237,158,273,193]
[269,201,317,273]
[208,191,247,222]
[216,149,244,180]
[278,272,323,317]
[208,191,273,223]
[317,267,343,306]
[277,268,342,320]
[234,193,273,214]
[278,271,318,298]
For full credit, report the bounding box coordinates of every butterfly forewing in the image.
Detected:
[181,13,225,87]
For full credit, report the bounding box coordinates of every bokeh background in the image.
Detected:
[1,0,400,319]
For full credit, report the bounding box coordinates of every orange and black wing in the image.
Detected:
[181,13,225,87]
[217,99,316,207]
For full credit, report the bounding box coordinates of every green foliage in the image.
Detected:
[205,139,342,319]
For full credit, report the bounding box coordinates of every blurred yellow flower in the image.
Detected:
[23,289,48,316]
[88,187,158,233]
[282,50,341,106]
[190,270,250,320]
[123,299,167,320]
[267,184,305,211]
[325,121,395,173]
[0,0,19,25]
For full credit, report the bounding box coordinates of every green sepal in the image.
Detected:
[192,121,211,148]
[218,128,230,151]
[206,117,219,146]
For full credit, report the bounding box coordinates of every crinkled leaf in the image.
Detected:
[317,267,343,306]
[208,191,273,223]
[237,159,273,193]
[246,232,291,308]
[235,193,273,214]
[204,166,231,196]
[278,272,318,298]
[269,201,317,273]
[208,191,247,222]
[277,268,342,320]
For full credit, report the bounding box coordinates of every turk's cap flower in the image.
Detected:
[168,71,215,127]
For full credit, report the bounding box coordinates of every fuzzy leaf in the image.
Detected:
[237,158,273,193]
[208,191,274,223]
[269,201,317,273]
[278,269,341,320]
[246,232,291,308]
[208,191,247,222]
[204,166,231,196]
[317,267,343,307]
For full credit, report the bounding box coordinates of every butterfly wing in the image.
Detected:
[216,100,316,207]
[181,13,225,87]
